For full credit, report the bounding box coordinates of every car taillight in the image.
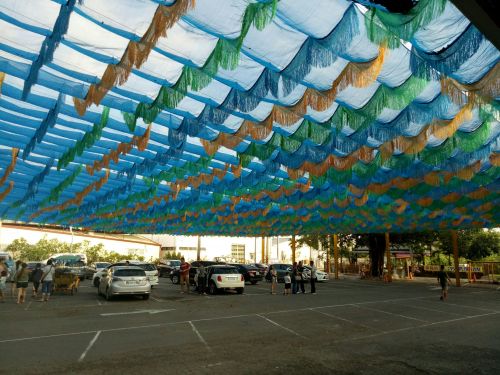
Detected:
[217,275,222,282]
[241,275,244,281]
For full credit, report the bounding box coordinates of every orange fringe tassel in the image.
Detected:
[74,1,195,115]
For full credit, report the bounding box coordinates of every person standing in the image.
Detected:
[0,269,7,302]
[197,263,207,295]
[31,263,43,298]
[291,262,298,294]
[15,262,29,304]
[309,260,317,294]
[40,259,55,302]
[179,257,191,294]
[437,265,451,301]
[297,261,306,294]
[270,265,277,295]
[283,272,291,295]
[9,260,21,298]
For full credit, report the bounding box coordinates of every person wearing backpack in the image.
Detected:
[40,259,55,302]
[31,263,43,298]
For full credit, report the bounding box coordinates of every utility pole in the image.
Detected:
[451,230,461,287]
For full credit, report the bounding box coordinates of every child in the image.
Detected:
[0,270,7,302]
[283,272,291,295]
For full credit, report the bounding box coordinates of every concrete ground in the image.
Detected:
[0,276,499,374]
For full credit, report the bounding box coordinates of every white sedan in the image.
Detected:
[206,265,244,295]
[98,266,151,300]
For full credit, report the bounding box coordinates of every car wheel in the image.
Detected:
[171,275,179,284]
[209,282,218,295]
[93,278,100,287]
[105,288,112,301]
[236,288,244,294]
[142,294,150,300]
[250,281,257,285]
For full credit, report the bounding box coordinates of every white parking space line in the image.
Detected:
[310,308,385,332]
[24,301,32,311]
[334,311,500,344]
[387,301,467,317]
[354,305,429,323]
[442,301,499,313]
[256,314,306,338]
[78,331,101,362]
[189,321,211,351]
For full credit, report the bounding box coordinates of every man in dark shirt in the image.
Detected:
[437,265,451,301]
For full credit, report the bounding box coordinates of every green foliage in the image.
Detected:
[162,251,183,260]
[5,237,146,264]
[465,230,500,261]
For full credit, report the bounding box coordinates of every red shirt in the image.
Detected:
[180,261,190,276]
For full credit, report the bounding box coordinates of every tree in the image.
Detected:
[5,238,34,260]
[464,230,500,261]
[162,251,183,260]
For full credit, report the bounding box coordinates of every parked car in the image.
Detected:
[128,261,159,287]
[228,263,263,285]
[97,266,151,300]
[267,263,292,283]
[93,261,159,287]
[85,262,111,279]
[170,260,225,286]
[303,265,329,282]
[157,259,181,278]
[206,265,244,295]
[250,263,268,276]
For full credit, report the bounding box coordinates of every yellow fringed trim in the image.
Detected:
[441,63,499,106]
[431,103,473,139]
[467,187,489,199]
[0,181,14,202]
[73,0,195,116]
[32,169,110,219]
[0,72,5,96]
[87,124,151,175]
[490,153,500,166]
[0,148,19,186]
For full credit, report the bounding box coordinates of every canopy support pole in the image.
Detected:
[261,237,265,263]
[385,233,392,282]
[451,230,461,287]
[291,235,296,264]
[196,235,201,261]
[334,234,339,279]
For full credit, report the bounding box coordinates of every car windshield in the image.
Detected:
[136,264,156,271]
[114,269,146,277]
[96,263,110,268]
[169,261,181,266]
[212,267,238,274]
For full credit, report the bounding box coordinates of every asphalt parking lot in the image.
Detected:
[0,277,499,375]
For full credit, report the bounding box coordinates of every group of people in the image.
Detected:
[267,260,318,295]
[0,259,56,304]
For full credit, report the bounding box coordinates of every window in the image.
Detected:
[231,244,245,263]
[179,247,206,251]
[114,269,146,277]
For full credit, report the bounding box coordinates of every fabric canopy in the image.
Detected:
[0,0,498,235]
